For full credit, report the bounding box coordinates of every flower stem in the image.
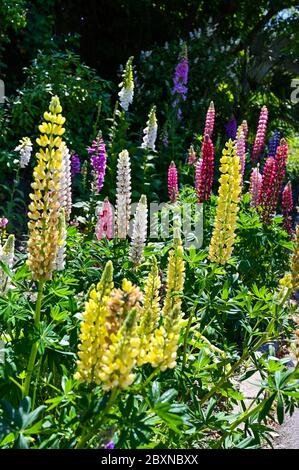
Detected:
[32,356,42,409]
[181,310,194,371]
[76,388,119,449]
[23,280,45,398]
[8,167,20,227]
[93,100,102,138]
[142,369,159,389]
[200,333,268,405]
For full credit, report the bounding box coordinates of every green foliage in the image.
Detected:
[0,397,45,448]
[0,0,27,52]
[235,206,292,287]
[0,50,113,232]
[9,51,113,152]
[0,206,298,449]
[287,139,299,184]
[0,0,298,451]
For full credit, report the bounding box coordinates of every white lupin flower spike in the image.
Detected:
[141,105,158,151]
[118,57,134,111]
[129,195,148,265]
[115,150,132,239]
[59,142,72,221]
[14,137,33,168]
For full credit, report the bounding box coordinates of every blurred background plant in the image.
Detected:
[1,1,299,226]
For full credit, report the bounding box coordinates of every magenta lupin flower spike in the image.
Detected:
[258,138,288,223]
[168,161,178,203]
[258,157,278,222]
[272,138,288,204]
[195,134,214,202]
[282,182,294,237]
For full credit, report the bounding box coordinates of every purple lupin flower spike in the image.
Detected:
[225,115,237,140]
[268,130,281,158]
[171,44,188,117]
[71,154,81,177]
[88,134,107,194]
[105,441,115,449]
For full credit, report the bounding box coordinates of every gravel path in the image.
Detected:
[237,367,299,449]
[273,409,299,449]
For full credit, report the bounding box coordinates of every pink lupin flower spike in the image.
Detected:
[249,167,262,208]
[236,126,246,185]
[96,197,113,240]
[251,106,268,164]
[203,101,215,138]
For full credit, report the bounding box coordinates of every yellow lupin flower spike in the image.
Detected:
[98,279,143,390]
[148,238,185,371]
[27,95,66,280]
[98,307,141,391]
[162,237,185,317]
[75,261,114,384]
[137,257,161,366]
[279,225,299,292]
[208,139,242,265]
[75,267,143,390]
